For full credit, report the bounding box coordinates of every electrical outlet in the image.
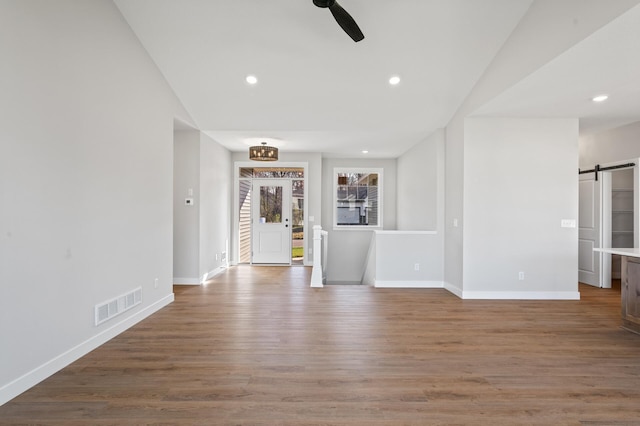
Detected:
[518,272,525,281]
[309,248,313,255]
[154,278,159,289]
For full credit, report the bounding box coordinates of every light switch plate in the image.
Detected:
[561,219,576,228]
[185,198,194,206]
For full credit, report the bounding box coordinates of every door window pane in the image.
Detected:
[260,186,282,223]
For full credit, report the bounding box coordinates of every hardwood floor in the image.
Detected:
[1,267,640,425]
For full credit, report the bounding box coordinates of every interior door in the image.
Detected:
[579,173,603,287]
[252,179,291,264]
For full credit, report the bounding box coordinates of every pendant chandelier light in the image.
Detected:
[249,142,278,161]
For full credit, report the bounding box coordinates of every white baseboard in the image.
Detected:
[375,280,445,288]
[202,265,227,283]
[444,281,463,298]
[173,277,201,285]
[0,293,174,406]
[460,291,581,300]
[441,282,579,300]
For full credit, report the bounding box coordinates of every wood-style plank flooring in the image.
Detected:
[1,267,640,425]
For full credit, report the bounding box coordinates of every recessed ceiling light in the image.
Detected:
[389,75,401,86]
[246,75,258,85]
[592,94,608,102]
[362,150,369,154]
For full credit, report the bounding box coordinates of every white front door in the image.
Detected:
[579,173,603,287]
[252,179,291,264]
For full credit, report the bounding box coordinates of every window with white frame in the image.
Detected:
[333,168,382,229]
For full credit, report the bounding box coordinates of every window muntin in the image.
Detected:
[334,168,382,229]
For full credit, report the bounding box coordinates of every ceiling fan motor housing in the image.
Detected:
[313,0,336,8]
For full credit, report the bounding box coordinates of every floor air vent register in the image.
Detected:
[94,287,142,326]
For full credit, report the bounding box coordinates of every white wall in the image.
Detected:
[321,158,397,282]
[173,131,231,283]
[580,120,640,167]
[173,130,201,282]
[463,118,579,298]
[0,0,194,405]
[397,130,445,231]
[444,0,639,293]
[199,132,231,279]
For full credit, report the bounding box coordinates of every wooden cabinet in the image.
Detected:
[622,256,640,334]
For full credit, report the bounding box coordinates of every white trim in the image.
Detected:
[460,291,581,300]
[333,167,383,230]
[233,161,309,265]
[427,282,578,300]
[444,282,463,298]
[173,277,201,285]
[375,280,444,288]
[202,266,227,283]
[0,293,174,406]
[333,226,382,231]
[375,230,437,235]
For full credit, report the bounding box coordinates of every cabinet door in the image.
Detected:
[622,257,640,333]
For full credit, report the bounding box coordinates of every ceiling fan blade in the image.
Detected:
[328,1,365,42]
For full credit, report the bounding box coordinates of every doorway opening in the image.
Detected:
[606,168,635,287]
[238,167,305,265]
[578,160,638,288]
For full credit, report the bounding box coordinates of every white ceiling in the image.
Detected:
[474,2,640,135]
[114,0,640,157]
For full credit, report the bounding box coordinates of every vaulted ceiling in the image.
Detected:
[114,0,640,157]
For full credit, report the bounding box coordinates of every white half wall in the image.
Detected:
[0,0,193,405]
[372,231,443,288]
[463,117,579,298]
